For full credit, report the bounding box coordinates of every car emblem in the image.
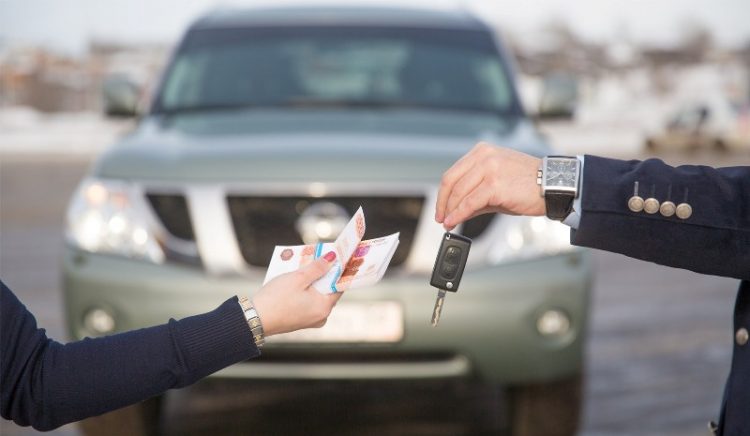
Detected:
[295,201,350,245]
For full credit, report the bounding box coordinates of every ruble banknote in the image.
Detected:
[263,207,400,294]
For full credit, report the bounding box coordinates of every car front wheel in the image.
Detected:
[508,373,583,436]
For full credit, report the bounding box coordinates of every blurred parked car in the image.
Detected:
[101,74,141,117]
[64,5,591,436]
[644,97,750,152]
[538,73,579,120]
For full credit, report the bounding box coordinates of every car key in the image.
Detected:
[429,232,471,327]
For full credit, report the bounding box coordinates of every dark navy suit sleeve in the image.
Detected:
[0,280,260,431]
[571,155,750,280]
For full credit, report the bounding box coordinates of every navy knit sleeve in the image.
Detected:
[0,280,260,431]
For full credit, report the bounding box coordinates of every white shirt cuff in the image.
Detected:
[561,155,584,229]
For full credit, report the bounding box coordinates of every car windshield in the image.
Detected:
[156,26,519,116]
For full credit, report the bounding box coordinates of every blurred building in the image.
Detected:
[0,41,167,113]
[506,21,750,128]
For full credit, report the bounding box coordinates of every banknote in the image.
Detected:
[263,207,400,294]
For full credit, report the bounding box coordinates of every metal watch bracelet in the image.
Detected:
[238,296,265,348]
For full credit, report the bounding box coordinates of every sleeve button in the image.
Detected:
[675,203,693,219]
[736,328,748,346]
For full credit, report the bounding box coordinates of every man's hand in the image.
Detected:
[252,251,341,336]
[435,142,545,230]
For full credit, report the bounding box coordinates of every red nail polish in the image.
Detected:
[323,251,336,262]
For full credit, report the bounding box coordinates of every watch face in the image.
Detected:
[545,158,578,189]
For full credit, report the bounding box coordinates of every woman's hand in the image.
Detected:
[435,142,545,230]
[251,251,341,336]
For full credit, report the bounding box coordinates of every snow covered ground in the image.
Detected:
[0,107,132,157]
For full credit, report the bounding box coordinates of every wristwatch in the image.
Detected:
[536,155,580,221]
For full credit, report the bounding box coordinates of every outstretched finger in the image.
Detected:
[298,251,337,284]
[445,169,485,221]
[443,186,493,230]
[435,143,490,223]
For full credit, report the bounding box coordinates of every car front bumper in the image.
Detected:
[63,247,591,385]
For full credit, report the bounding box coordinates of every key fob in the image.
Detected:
[430,232,471,292]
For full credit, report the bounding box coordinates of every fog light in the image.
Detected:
[536,309,570,337]
[83,307,116,335]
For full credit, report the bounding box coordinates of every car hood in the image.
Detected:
[94,110,549,183]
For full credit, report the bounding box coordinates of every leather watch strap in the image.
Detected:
[545,191,575,221]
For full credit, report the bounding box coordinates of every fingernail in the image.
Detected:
[323,251,336,262]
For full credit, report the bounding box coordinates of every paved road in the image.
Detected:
[0,151,747,435]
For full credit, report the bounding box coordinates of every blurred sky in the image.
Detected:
[1,0,749,56]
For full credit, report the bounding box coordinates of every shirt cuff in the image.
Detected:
[561,155,584,229]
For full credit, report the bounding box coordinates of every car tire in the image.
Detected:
[508,373,582,436]
[78,394,163,436]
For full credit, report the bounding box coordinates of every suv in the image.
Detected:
[64,6,591,436]
[644,98,750,152]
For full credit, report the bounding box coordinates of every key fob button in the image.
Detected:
[442,263,458,278]
[445,246,461,262]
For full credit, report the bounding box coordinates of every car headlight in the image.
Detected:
[487,215,574,264]
[65,178,164,263]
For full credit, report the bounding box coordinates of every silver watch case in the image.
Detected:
[536,156,581,197]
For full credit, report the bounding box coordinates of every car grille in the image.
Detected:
[147,194,195,240]
[460,213,494,240]
[227,196,424,267]
[145,192,495,270]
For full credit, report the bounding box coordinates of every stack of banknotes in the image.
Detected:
[263,207,400,293]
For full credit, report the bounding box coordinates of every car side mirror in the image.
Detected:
[102,75,141,118]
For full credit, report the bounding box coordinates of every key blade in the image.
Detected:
[431,290,447,327]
